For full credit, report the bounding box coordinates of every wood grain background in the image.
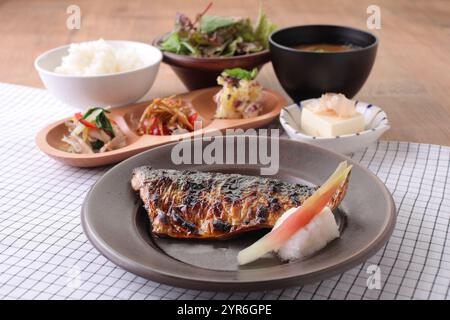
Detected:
[1,0,449,145]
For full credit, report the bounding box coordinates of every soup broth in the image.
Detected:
[291,43,360,53]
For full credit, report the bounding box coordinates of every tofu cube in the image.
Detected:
[301,107,365,137]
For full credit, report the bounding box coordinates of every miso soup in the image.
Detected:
[291,43,360,53]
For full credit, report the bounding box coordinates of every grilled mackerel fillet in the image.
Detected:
[131,167,350,239]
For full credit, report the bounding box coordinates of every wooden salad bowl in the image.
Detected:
[35,87,287,167]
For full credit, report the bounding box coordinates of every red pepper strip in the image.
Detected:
[74,112,97,129]
[144,117,157,128]
[188,113,198,125]
[79,119,98,129]
[150,125,160,135]
[143,117,159,135]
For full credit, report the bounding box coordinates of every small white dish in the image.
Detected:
[280,99,390,154]
[35,40,162,109]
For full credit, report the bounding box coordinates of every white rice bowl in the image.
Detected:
[54,39,145,76]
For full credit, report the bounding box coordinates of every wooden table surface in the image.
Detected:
[1,0,449,145]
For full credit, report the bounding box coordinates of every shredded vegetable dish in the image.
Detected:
[137,97,200,136]
[62,107,127,153]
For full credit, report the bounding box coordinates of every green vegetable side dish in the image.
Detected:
[62,106,128,154]
[83,107,115,138]
[222,68,258,80]
[159,4,277,57]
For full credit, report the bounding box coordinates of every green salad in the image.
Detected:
[222,68,258,80]
[159,3,277,57]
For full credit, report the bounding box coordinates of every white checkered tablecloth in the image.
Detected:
[0,82,449,300]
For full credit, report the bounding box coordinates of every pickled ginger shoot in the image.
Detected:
[237,161,352,265]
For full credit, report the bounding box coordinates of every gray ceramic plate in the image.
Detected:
[81,136,396,291]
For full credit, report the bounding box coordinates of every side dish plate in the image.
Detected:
[81,137,396,291]
[36,87,286,167]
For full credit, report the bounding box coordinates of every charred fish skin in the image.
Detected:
[131,167,349,239]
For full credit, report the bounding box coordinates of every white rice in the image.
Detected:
[54,39,144,76]
[274,206,340,261]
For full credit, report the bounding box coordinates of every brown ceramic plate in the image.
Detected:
[81,136,396,291]
[35,87,285,167]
